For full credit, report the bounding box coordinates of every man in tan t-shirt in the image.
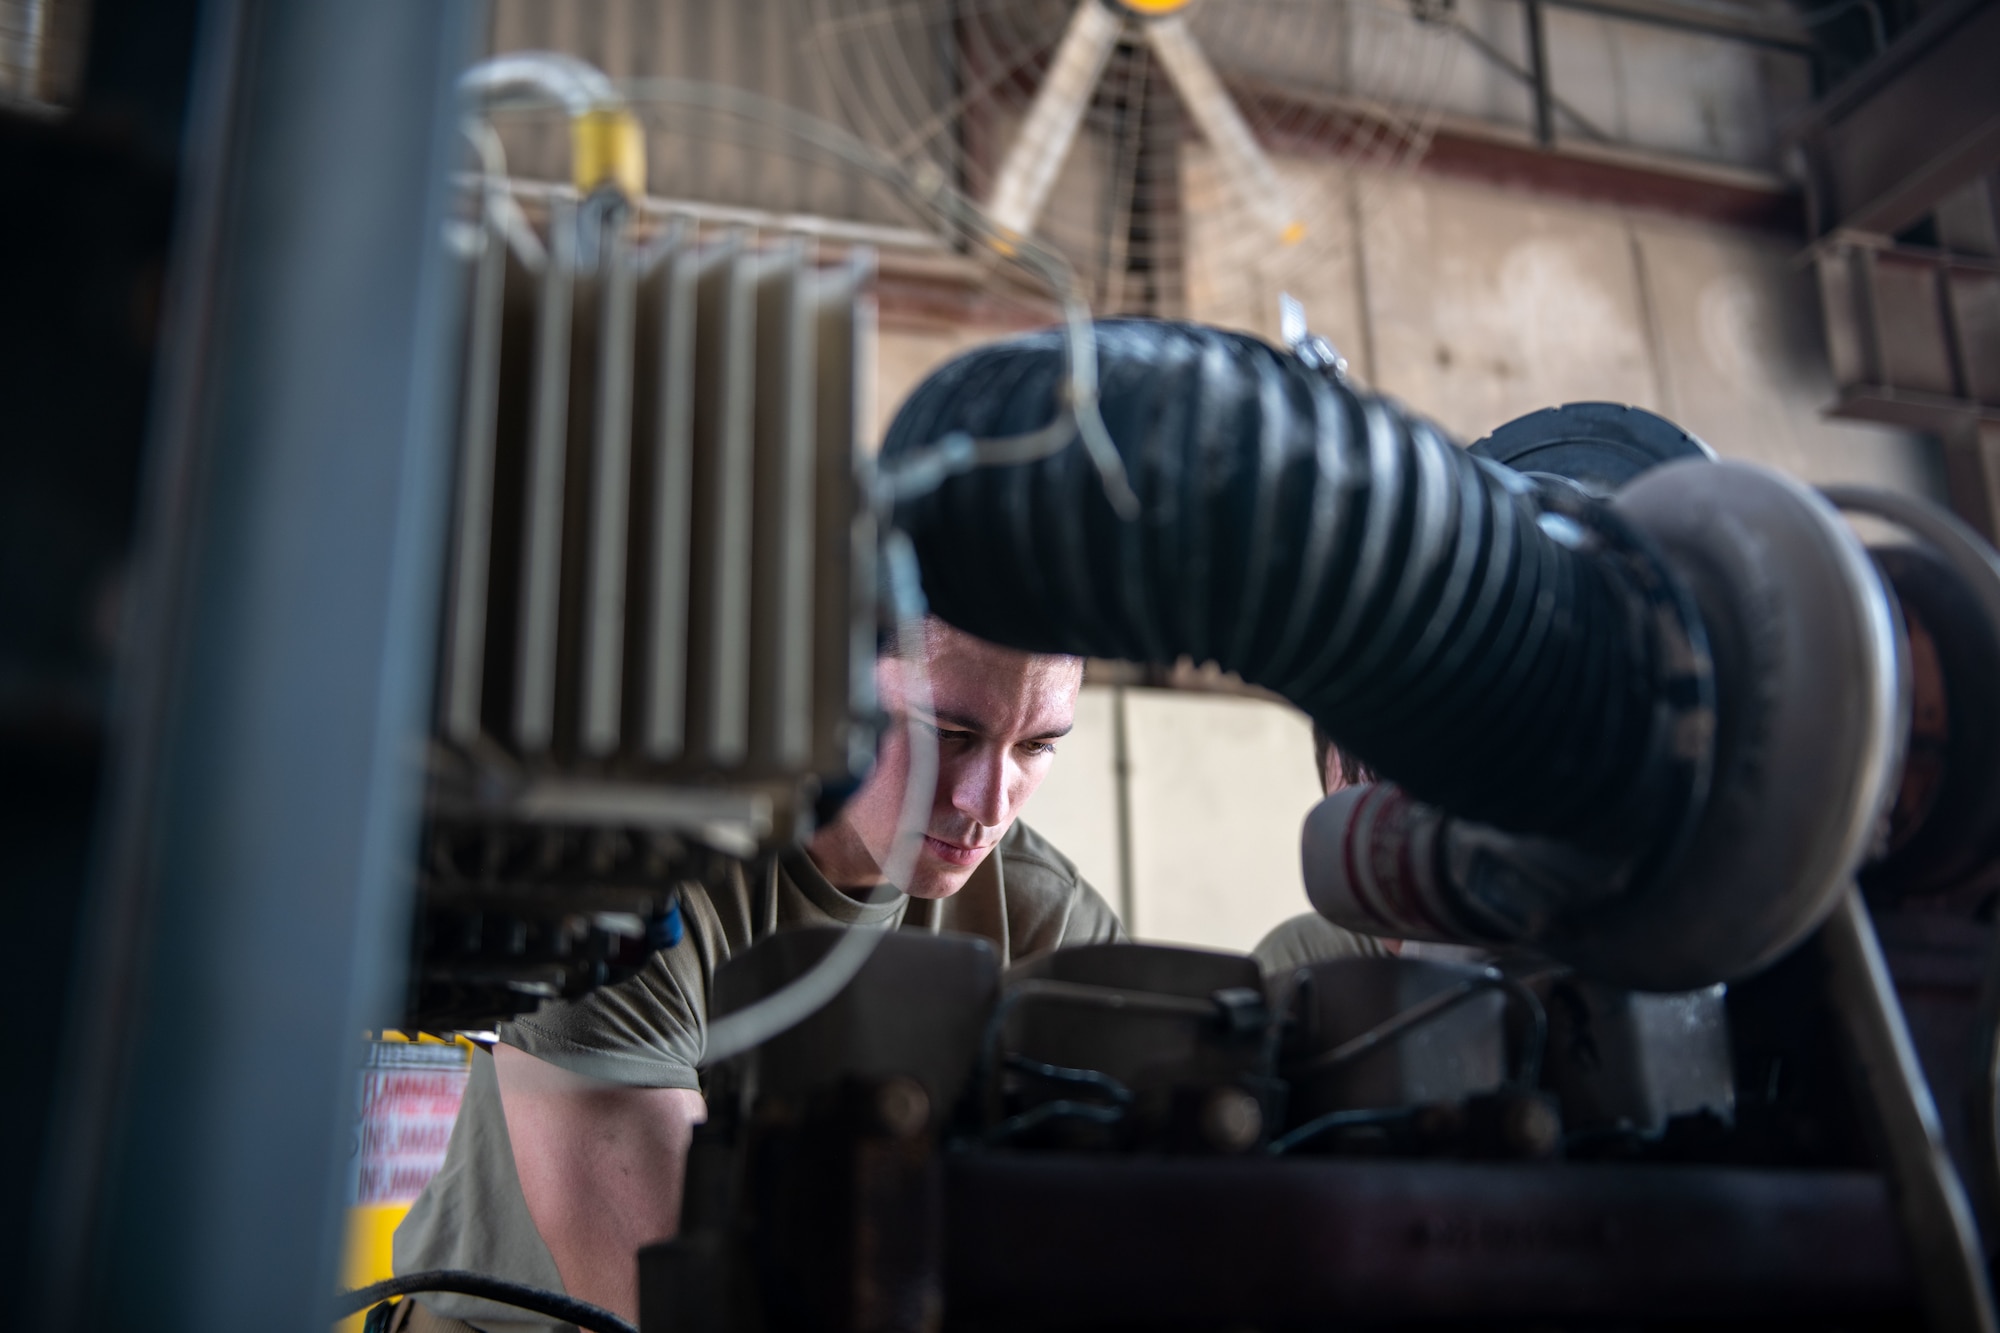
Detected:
[392,617,1123,1330]
[1252,723,1395,978]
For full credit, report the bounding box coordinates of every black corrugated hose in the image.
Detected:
[884,320,1701,857]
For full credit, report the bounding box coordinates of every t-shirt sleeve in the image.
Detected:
[1251,912,1391,979]
[997,821,1129,960]
[497,884,739,1089]
[499,951,706,1089]
[1059,877,1126,947]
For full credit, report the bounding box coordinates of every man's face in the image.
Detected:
[812,621,1081,900]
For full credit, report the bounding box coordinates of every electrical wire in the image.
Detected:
[459,51,621,119]
[475,74,1140,518]
[1266,1105,1416,1156]
[984,1098,1128,1145]
[458,118,548,274]
[332,1271,636,1333]
[883,322,1715,857]
[616,78,1139,516]
[983,1055,1135,1144]
[696,530,935,1065]
[1283,966,1549,1087]
[450,69,1139,1060]
[1005,1052,1136,1106]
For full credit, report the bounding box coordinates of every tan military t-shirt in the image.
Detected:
[395,820,1120,1330]
[1251,911,1392,977]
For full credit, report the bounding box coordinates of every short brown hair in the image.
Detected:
[878,613,1082,671]
[1311,722,1376,794]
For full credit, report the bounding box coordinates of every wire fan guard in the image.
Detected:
[806,0,1460,320]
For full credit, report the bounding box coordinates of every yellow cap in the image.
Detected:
[1280,219,1306,246]
[572,107,647,201]
[1122,0,1195,13]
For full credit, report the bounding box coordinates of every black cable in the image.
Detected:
[332,1270,638,1333]
[1267,1106,1415,1155]
[984,1098,1128,1145]
[1005,1052,1134,1105]
[1496,973,1550,1087]
[972,978,1211,1125]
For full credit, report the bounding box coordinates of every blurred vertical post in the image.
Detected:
[1112,683,1136,932]
[0,0,49,100]
[33,1,476,1329]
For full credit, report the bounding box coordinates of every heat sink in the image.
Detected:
[413,189,879,1026]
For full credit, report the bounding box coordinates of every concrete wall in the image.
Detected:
[1184,155,1948,495]
[1023,689,1328,951]
[1538,8,1813,167]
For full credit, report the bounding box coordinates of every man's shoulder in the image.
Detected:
[997,820,1125,949]
[1251,911,1391,976]
[998,819,1084,886]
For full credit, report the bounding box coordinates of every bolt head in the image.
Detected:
[1199,1086,1264,1154]
[873,1075,932,1140]
[1504,1093,1562,1159]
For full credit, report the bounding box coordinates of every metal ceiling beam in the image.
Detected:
[1790,0,2000,238]
[1540,0,1815,52]
[1237,83,1802,233]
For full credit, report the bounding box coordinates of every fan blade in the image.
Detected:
[987,0,1124,238]
[1145,15,1304,246]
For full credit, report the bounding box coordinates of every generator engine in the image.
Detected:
[397,61,2000,1333]
[629,322,2000,1332]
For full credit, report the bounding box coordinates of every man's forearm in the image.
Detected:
[493,1043,706,1323]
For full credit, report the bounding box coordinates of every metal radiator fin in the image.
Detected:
[432,199,876,848]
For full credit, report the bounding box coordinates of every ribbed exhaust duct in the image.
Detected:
[886,319,1905,992]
